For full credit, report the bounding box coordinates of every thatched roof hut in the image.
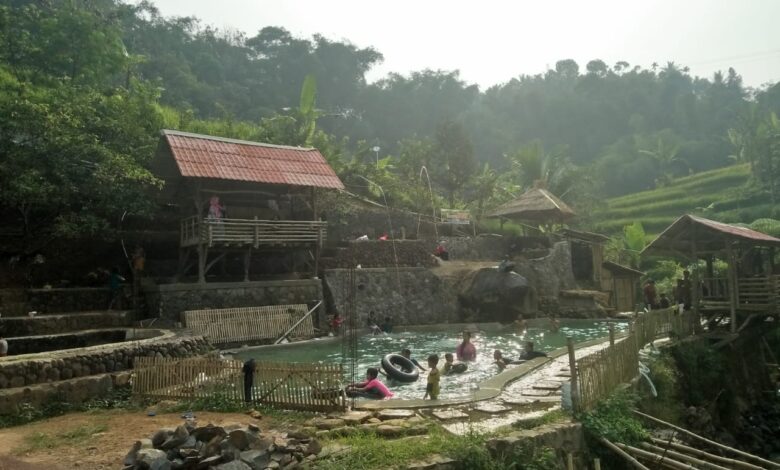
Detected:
[487,188,576,223]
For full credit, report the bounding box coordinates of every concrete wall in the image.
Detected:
[323,267,458,327]
[143,280,323,323]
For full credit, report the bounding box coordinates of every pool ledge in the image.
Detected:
[353,333,625,410]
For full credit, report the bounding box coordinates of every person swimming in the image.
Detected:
[518,341,547,360]
[442,352,468,375]
[401,348,427,371]
[345,367,394,399]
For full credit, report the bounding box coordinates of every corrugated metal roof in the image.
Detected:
[687,215,780,243]
[160,130,345,190]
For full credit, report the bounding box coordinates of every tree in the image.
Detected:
[432,120,476,207]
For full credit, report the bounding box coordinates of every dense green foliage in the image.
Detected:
[579,391,648,445]
[2,0,779,259]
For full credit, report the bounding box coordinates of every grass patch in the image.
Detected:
[15,423,108,454]
[0,386,137,429]
[579,390,648,445]
[511,409,569,430]
[317,426,558,470]
[160,393,316,427]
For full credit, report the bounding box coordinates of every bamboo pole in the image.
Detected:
[616,442,696,469]
[567,337,579,412]
[609,323,615,346]
[593,458,601,470]
[566,453,574,470]
[639,442,730,470]
[649,438,764,470]
[633,410,780,469]
[599,438,649,470]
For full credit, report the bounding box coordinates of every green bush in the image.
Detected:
[579,391,648,445]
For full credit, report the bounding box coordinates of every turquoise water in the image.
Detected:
[234,320,627,400]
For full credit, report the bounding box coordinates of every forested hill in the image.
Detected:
[1,0,779,256]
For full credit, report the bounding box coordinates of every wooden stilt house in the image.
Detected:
[642,214,780,332]
[152,130,344,283]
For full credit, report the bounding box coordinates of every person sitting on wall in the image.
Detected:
[518,341,547,361]
[498,255,515,273]
[434,242,449,261]
[345,367,394,399]
[401,348,427,371]
[456,331,477,361]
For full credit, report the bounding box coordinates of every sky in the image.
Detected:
[150,0,780,90]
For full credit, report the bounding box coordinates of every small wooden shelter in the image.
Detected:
[562,228,643,312]
[152,130,344,283]
[488,188,576,225]
[642,214,780,331]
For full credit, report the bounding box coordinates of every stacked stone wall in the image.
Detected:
[320,240,436,269]
[0,331,209,389]
[144,280,323,323]
[0,311,133,336]
[323,267,458,327]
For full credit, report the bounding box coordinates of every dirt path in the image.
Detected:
[0,409,272,470]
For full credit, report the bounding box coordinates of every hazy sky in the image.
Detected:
[151,0,780,89]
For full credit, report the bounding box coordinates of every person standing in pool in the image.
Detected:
[456,331,477,361]
[442,353,468,375]
[345,367,394,399]
[518,341,547,360]
[381,316,393,333]
[423,354,440,400]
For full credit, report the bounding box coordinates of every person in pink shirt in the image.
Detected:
[456,331,477,361]
[345,367,394,399]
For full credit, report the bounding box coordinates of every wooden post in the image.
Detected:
[312,187,320,279]
[609,323,615,346]
[566,453,574,470]
[593,458,601,470]
[726,242,737,333]
[567,336,579,412]
[243,248,251,282]
[197,245,207,284]
[691,225,700,318]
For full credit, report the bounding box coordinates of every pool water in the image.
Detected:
[234,320,627,400]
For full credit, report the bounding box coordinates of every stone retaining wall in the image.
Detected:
[7,329,129,355]
[487,422,588,467]
[0,331,210,389]
[320,240,436,269]
[0,370,132,414]
[323,267,458,327]
[0,311,133,336]
[27,287,124,313]
[143,280,323,323]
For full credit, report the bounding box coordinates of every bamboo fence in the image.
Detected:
[576,307,697,412]
[182,304,315,345]
[132,356,345,412]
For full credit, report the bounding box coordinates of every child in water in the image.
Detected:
[442,352,468,375]
[346,367,394,399]
[423,354,440,400]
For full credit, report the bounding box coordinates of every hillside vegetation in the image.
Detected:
[589,164,776,237]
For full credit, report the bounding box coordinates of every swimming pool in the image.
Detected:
[234,320,627,400]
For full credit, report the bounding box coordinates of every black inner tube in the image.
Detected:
[381,354,419,383]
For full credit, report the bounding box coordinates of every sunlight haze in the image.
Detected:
[151,0,780,89]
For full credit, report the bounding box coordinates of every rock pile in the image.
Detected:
[123,422,321,470]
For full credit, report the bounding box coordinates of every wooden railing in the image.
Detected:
[576,307,698,412]
[180,217,327,248]
[688,275,780,312]
[132,357,346,412]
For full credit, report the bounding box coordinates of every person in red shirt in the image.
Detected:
[329,313,344,335]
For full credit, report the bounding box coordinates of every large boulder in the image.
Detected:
[458,268,529,322]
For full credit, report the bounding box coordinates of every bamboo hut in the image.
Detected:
[487,188,576,227]
[642,214,780,332]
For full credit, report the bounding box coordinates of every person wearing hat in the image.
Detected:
[643,279,658,310]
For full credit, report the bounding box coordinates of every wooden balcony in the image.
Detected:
[700,275,780,313]
[180,216,326,248]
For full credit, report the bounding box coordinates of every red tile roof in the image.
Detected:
[161,130,344,190]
